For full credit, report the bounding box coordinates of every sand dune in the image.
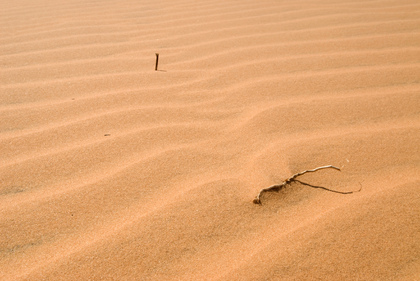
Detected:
[1,0,419,280]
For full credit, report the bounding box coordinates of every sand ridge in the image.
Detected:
[1,0,419,280]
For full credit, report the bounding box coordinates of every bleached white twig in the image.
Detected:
[253,165,344,205]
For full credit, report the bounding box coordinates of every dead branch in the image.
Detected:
[253,165,358,205]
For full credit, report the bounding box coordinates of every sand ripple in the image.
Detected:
[1,0,419,280]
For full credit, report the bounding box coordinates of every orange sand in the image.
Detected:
[1,0,419,280]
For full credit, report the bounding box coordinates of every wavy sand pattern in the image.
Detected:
[1,0,419,280]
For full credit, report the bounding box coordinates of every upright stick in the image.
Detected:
[155,53,159,71]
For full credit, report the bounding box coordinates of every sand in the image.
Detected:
[1,0,419,280]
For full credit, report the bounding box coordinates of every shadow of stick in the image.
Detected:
[294,179,362,194]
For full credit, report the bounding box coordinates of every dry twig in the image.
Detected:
[253,165,359,205]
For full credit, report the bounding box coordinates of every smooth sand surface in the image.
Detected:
[1,0,419,280]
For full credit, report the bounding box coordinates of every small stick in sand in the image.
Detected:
[155,53,159,71]
[253,165,359,205]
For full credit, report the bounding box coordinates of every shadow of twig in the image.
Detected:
[294,180,361,194]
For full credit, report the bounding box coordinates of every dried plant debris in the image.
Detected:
[253,165,361,205]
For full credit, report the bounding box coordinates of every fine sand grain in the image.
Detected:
[1,0,419,280]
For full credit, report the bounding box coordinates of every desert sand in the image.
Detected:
[1,0,419,280]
